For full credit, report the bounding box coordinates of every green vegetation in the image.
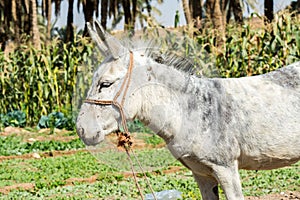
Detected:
[218,13,300,77]
[145,134,164,146]
[1,12,299,127]
[156,13,300,78]
[0,135,84,156]
[240,166,300,196]
[0,130,299,199]
[0,110,26,128]
[0,144,299,199]
[37,112,75,133]
[0,36,97,127]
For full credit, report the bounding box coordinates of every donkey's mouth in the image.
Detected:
[77,127,103,146]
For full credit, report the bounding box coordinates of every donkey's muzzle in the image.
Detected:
[77,126,102,146]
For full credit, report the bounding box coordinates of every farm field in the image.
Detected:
[0,127,299,200]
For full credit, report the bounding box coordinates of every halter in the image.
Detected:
[84,51,134,149]
[84,51,157,200]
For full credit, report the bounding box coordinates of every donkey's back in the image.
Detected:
[221,62,300,170]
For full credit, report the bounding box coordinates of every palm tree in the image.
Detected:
[191,0,202,29]
[0,0,163,47]
[66,0,74,42]
[206,0,225,47]
[264,0,274,23]
[42,0,52,40]
[182,0,192,25]
[0,0,40,48]
[79,0,99,36]
[87,0,163,32]
[225,0,243,24]
[0,0,66,48]
[122,0,134,31]
[181,0,202,29]
[100,0,108,29]
[29,0,40,49]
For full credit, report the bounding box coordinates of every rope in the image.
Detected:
[126,149,144,200]
[131,149,157,200]
[84,51,157,200]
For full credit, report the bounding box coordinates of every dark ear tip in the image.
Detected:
[94,20,100,29]
[93,21,106,41]
[93,20,98,27]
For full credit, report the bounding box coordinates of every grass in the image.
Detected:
[0,125,298,199]
[0,156,298,199]
[240,164,300,196]
[0,135,84,156]
[0,152,98,187]
[0,172,200,200]
[0,129,299,199]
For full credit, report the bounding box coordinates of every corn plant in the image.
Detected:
[0,36,95,126]
[216,12,300,77]
[144,12,299,78]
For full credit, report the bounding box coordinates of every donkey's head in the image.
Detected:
[76,21,187,146]
[76,21,134,146]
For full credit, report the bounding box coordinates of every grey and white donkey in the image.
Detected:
[76,21,300,200]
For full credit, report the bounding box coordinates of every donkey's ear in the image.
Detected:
[93,20,127,59]
[86,22,110,57]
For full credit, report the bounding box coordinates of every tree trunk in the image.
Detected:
[11,0,19,42]
[122,0,132,31]
[264,0,274,23]
[132,0,137,28]
[83,0,96,36]
[206,0,225,48]
[191,0,202,29]
[232,0,243,24]
[47,0,52,40]
[29,0,40,49]
[4,1,12,38]
[182,0,192,25]
[66,0,74,42]
[23,0,30,35]
[101,0,108,30]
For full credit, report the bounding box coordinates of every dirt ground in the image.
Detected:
[245,191,300,200]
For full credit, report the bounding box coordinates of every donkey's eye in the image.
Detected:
[101,82,112,88]
[98,81,113,92]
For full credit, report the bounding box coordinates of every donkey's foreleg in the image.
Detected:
[193,173,219,200]
[212,161,244,200]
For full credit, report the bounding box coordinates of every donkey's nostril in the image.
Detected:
[77,127,85,137]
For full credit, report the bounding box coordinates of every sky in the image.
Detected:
[52,0,294,31]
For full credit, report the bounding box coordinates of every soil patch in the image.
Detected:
[0,183,35,195]
[65,165,185,186]
[0,127,76,142]
[0,149,87,162]
[246,191,300,200]
[65,174,99,185]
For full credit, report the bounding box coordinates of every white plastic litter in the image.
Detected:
[145,190,182,200]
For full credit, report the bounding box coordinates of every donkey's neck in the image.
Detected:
[129,58,214,142]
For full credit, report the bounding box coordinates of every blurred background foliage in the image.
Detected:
[0,0,299,129]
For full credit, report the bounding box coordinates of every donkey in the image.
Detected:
[76,21,300,200]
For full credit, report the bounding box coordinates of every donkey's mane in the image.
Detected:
[121,39,202,77]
